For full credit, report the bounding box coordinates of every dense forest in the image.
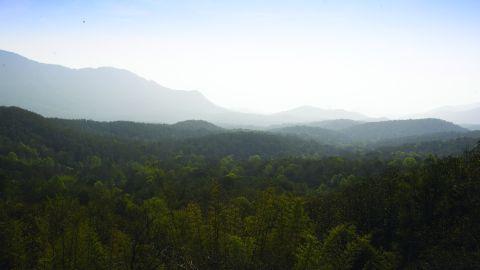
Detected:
[1,106,480,269]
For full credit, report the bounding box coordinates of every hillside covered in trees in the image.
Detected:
[1,106,480,269]
[270,118,469,144]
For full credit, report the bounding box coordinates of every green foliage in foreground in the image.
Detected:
[1,137,480,269]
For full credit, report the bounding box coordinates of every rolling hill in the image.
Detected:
[0,106,342,159]
[270,118,469,144]
[50,118,225,141]
[343,118,468,142]
[306,119,364,130]
[269,125,350,145]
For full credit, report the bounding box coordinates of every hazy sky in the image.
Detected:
[1,0,479,117]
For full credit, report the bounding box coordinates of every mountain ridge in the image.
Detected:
[1,49,378,126]
[270,118,468,144]
[0,49,229,123]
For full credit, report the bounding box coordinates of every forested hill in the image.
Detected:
[271,118,472,145]
[2,107,479,160]
[307,119,364,130]
[270,125,351,145]
[343,118,467,141]
[0,106,341,160]
[51,118,225,141]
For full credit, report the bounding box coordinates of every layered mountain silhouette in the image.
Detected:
[1,50,377,125]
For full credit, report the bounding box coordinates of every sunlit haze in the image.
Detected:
[1,0,479,117]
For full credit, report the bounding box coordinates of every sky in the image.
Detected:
[1,0,479,117]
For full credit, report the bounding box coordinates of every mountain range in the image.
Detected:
[1,49,479,125]
[0,50,379,126]
[270,118,469,144]
[0,50,229,123]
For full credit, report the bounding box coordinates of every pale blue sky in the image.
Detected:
[1,0,479,117]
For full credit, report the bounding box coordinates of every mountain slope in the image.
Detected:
[51,118,225,141]
[307,119,364,130]
[269,119,469,145]
[178,131,341,159]
[344,119,468,142]
[0,50,228,123]
[270,125,351,144]
[372,131,480,157]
